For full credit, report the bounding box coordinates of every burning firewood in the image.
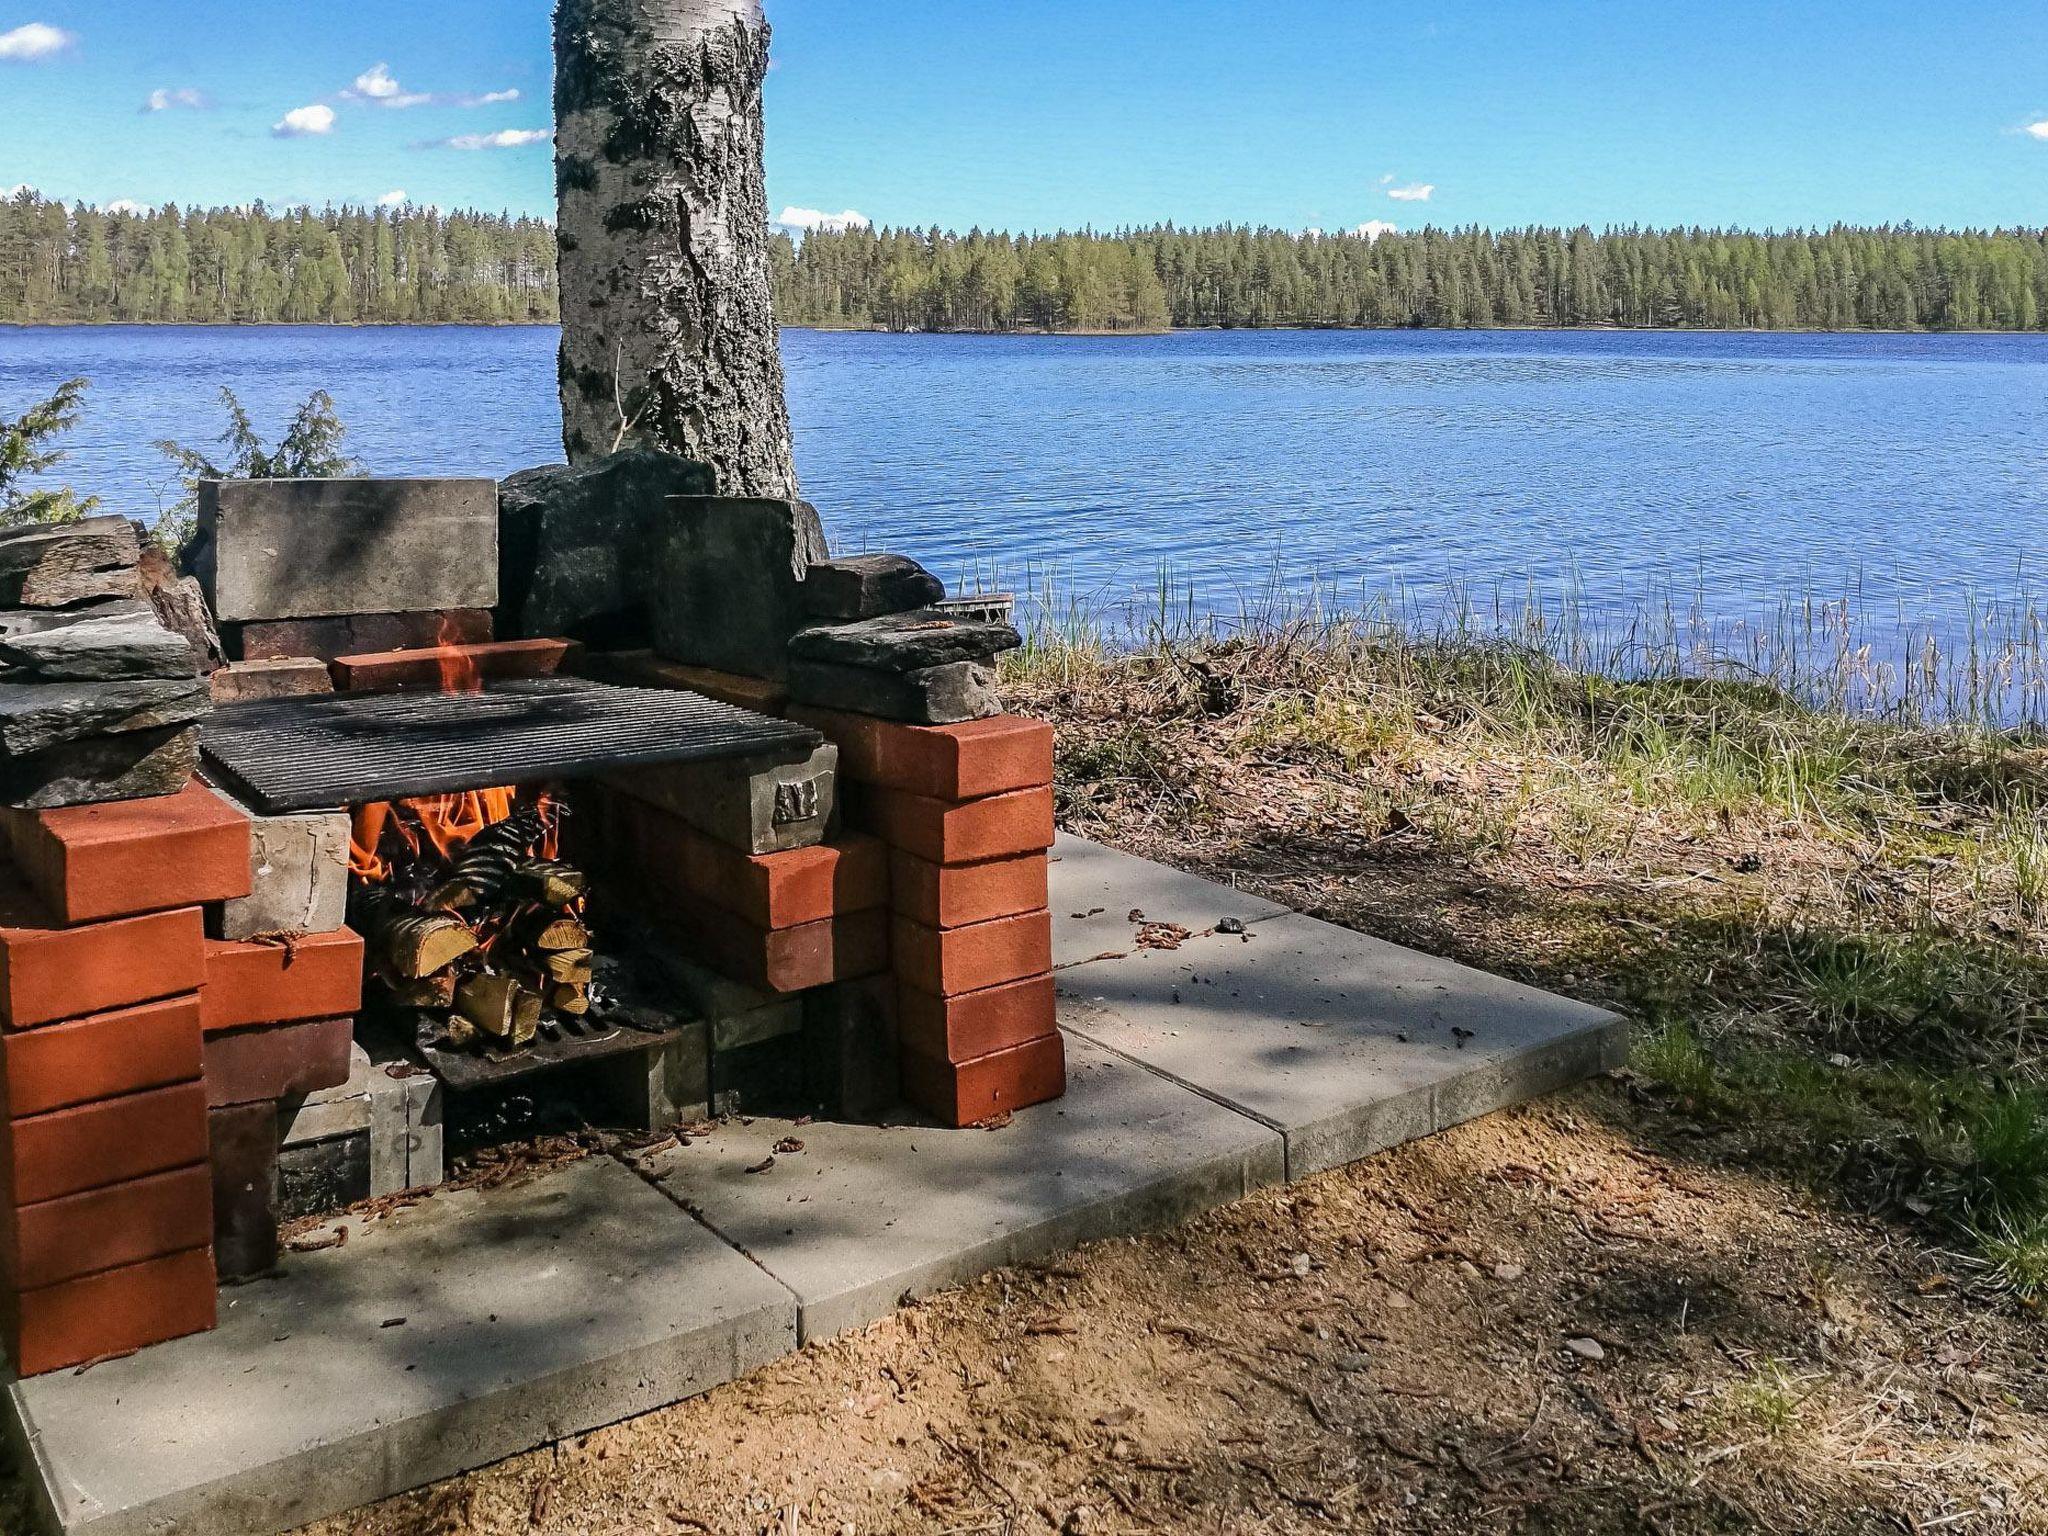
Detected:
[457,973,543,1048]
[514,859,588,908]
[386,971,459,1011]
[380,912,479,980]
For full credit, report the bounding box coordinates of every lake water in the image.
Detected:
[4,325,2046,706]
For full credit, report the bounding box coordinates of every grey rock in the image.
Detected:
[0,517,144,609]
[138,543,225,675]
[0,600,152,639]
[0,675,210,756]
[802,555,945,621]
[196,479,498,623]
[787,658,1001,725]
[0,609,198,682]
[498,451,716,647]
[789,608,1021,674]
[0,723,200,810]
[649,496,828,681]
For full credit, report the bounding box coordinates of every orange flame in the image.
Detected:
[349,786,552,884]
[436,614,483,695]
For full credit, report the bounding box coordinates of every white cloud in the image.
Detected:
[376,190,408,208]
[775,206,872,234]
[103,199,147,216]
[1386,182,1435,203]
[345,64,519,110]
[142,86,208,113]
[1352,220,1400,242]
[2028,120,2048,141]
[273,103,337,138]
[433,127,551,150]
[0,22,73,61]
[1379,173,1396,185]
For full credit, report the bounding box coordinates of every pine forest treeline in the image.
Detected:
[4,192,2046,333]
[0,195,557,325]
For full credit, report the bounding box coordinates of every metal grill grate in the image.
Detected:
[201,677,821,813]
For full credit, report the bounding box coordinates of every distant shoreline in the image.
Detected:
[2,320,2043,338]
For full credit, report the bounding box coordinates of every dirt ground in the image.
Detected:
[279,1082,2045,1536]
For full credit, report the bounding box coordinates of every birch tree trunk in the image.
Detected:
[554,0,799,498]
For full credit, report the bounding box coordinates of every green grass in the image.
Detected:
[1008,576,2048,1300]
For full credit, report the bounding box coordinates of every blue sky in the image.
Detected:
[3,0,2046,233]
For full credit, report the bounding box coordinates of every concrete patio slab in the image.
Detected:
[1057,902,1628,1180]
[5,1158,796,1536]
[1050,834,1289,969]
[4,833,1623,1536]
[637,1031,1283,1344]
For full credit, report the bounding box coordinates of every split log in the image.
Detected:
[379,912,479,980]
[385,970,459,1010]
[544,948,594,984]
[527,916,589,953]
[550,983,592,1017]
[457,974,543,1048]
[514,859,587,908]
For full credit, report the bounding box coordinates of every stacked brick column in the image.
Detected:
[796,709,1064,1127]
[0,780,363,1374]
[0,785,244,1373]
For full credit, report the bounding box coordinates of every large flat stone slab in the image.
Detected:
[5,1157,795,1536]
[1050,833,1289,970]
[1059,908,1627,1180]
[638,1031,1284,1344]
[197,479,498,623]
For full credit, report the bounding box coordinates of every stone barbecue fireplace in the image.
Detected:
[0,462,1063,1377]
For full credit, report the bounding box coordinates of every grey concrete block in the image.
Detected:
[607,742,838,855]
[5,1158,797,1536]
[279,1091,370,1148]
[276,1130,370,1222]
[214,796,350,942]
[803,977,900,1121]
[1057,908,1627,1181]
[712,999,803,1053]
[1050,833,1290,970]
[366,1048,415,1197]
[649,495,827,681]
[197,479,498,623]
[643,1030,1283,1344]
[404,1071,444,1190]
[209,657,334,705]
[596,1023,712,1132]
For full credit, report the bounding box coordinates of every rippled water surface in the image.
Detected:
[3,325,2044,646]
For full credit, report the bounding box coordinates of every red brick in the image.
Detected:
[200,930,363,1033]
[902,1032,1066,1128]
[847,784,1055,866]
[2,781,252,925]
[0,1163,213,1291]
[658,899,890,995]
[893,910,1053,998]
[235,608,491,664]
[331,637,574,694]
[0,885,205,1031]
[204,1016,353,1108]
[210,656,336,705]
[609,795,887,929]
[0,995,203,1118]
[577,651,789,714]
[0,1081,209,1206]
[898,974,1058,1063]
[791,708,1053,800]
[890,849,1049,930]
[4,1246,217,1377]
